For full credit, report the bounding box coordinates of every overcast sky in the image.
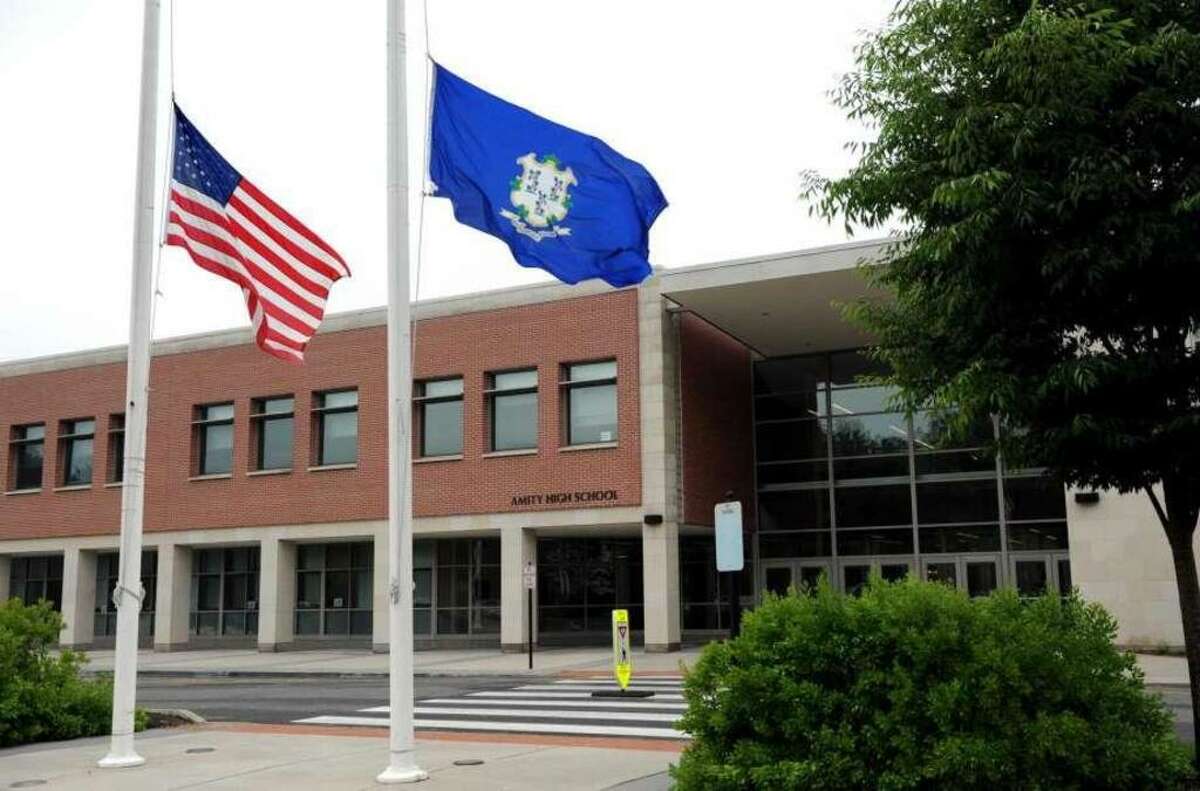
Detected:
[0,1,894,363]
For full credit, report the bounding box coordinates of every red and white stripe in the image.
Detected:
[166,179,349,364]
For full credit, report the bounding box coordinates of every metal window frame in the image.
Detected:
[313,389,359,466]
[560,360,618,447]
[485,368,539,452]
[414,377,464,458]
[59,417,96,486]
[9,423,46,491]
[250,395,296,471]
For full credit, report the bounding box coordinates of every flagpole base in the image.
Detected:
[98,751,146,769]
[376,764,428,784]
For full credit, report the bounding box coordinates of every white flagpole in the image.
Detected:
[378,0,427,783]
[99,0,161,770]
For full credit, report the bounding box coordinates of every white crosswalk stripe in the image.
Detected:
[293,677,690,740]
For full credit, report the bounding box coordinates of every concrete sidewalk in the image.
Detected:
[80,646,703,678]
[0,726,679,790]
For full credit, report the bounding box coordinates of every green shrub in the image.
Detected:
[672,578,1190,790]
[0,598,142,747]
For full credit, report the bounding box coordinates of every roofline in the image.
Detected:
[0,238,898,378]
[0,272,629,378]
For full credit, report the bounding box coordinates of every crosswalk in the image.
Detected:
[294,677,689,740]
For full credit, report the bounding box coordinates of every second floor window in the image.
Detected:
[314,389,358,466]
[487,369,538,451]
[9,424,45,491]
[59,418,95,486]
[194,403,234,476]
[415,378,463,457]
[251,396,295,471]
[108,414,125,483]
[563,360,618,446]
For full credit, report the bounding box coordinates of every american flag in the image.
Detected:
[165,105,349,364]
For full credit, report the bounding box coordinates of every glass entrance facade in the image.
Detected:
[754,351,1069,595]
[411,537,501,640]
[537,538,643,636]
[94,550,157,639]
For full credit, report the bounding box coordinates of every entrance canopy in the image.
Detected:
[660,239,891,357]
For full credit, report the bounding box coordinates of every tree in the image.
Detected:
[806,0,1200,763]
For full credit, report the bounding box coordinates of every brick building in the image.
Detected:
[0,241,1187,652]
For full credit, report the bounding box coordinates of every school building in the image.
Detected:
[0,240,1183,652]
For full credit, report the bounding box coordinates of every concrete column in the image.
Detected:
[258,537,296,652]
[153,544,192,651]
[373,530,389,652]
[60,547,97,649]
[642,521,681,652]
[501,527,538,652]
[638,280,683,652]
[0,555,11,602]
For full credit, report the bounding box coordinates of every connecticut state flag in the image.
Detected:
[429,64,667,288]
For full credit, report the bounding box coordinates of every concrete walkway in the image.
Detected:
[0,726,678,790]
[80,646,703,678]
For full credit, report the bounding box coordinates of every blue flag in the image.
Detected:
[429,64,667,288]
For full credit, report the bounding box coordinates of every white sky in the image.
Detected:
[0,1,893,363]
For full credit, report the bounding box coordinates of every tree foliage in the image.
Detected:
[807,0,1200,498]
[672,579,1189,790]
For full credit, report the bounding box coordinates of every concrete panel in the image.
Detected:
[501,527,538,651]
[258,537,296,651]
[60,547,96,648]
[642,521,681,652]
[154,544,192,651]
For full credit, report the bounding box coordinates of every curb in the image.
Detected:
[85,669,549,680]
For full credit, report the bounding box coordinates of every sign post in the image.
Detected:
[715,498,745,638]
[612,609,632,691]
[523,561,536,670]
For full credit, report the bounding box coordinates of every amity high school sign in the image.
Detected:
[511,489,620,508]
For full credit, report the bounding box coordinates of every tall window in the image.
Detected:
[487,369,538,452]
[251,396,294,471]
[415,378,464,457]
[313,389,358,466]
[94,550,156,638]
[190,547,259,637]
[562,360,618,445]
[108,414,125,483]
[295,542,374,637]
[9,555,63,611]
[59,418,95,486]
[9,423,45,491]
[194,403,234,476]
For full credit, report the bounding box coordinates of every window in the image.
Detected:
[434,538,500,635]
[562,360,617,446]
[313,389,358,466]
[9,424,45,491]
[190,547,259,637]
[108,414,125,483]
[251,396,294,471]
[415,378,463,457]
[10,555,63,611]
[193,403,234,476]
[538,538,641,634]
[59,418,95,486]
[487,369,538,451]
[295,542,374,637]
[94,550,156,638]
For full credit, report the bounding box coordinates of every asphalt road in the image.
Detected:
[135,677,1198,746]
[136,674,543,725]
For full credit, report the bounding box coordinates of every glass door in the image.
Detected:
[964,557,1000,597]
[1010,555,1050,597]
[762,561,795,598]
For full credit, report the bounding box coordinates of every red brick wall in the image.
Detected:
[0,290,641,541]
[678,312,755,528]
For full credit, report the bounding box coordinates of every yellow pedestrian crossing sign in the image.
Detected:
[612,609,632,690]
